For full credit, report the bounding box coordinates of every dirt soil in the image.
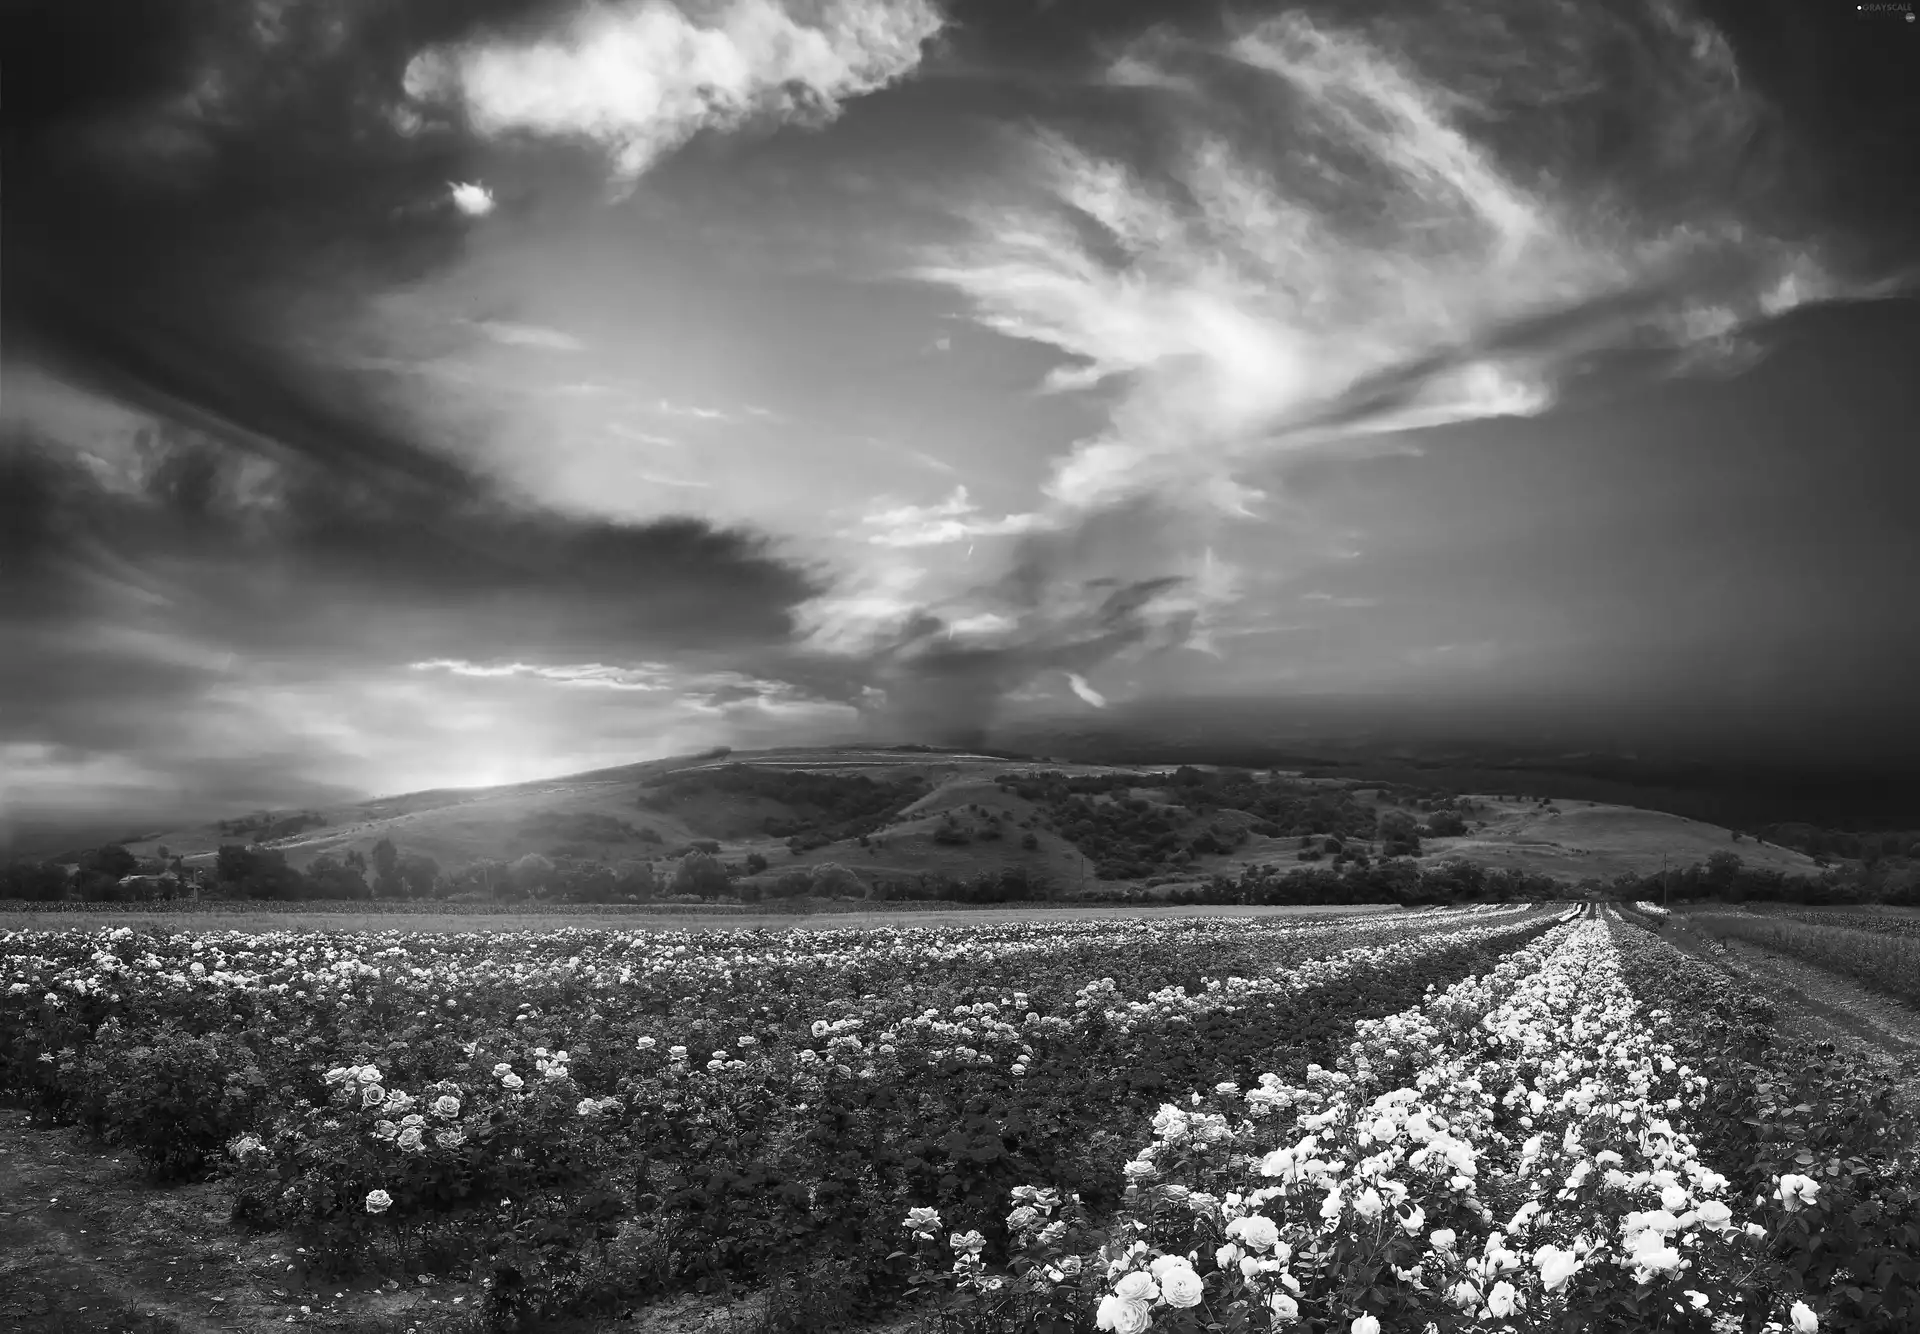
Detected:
[1656,917,1920,1107]
[0,1111,942,1334]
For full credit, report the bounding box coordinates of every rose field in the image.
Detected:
[3,905,1917,1333]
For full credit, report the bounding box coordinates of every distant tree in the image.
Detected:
[810,861,863,899]
[1377,811,1422,857]
[371,838,404,898]
[305,853,371,900]
[1424,810,1468,838]
[398,851,441,899]
[744,851,769,874]
[509,852,555,897]
[80,844,138,882]
[772,869,814,899]
[2,860,70,901]
[671,850,730,899]
[1021,831,1040,851]
[1704,849,1744,892]
[689,839,721,855]
[611,859,656,901]
[213,844,306,900]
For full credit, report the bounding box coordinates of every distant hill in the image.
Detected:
[102,744,1825,890]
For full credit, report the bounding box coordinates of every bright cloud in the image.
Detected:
[474,320,587,351]
[913,2,1845,512]
[404,0,946,188]
[449,180,495,216]
[859,485,1048,548]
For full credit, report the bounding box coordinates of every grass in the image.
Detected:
[1687,911,1920,1008]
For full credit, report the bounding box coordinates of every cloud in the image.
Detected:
[404,0,947,190]
[875,0,1874,745]
[1065,672,1107,708]
[858,485,1047,548]
[473,320,587,351]
[0,415,828,831]
[449,181,495,217]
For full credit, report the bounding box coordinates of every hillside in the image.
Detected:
[104,746,1827,895]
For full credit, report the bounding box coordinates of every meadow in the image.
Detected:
[3,903,1916,1332]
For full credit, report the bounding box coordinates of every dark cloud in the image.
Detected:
[2,0,580,490]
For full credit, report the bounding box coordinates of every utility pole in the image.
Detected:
[1662,854,1670,911]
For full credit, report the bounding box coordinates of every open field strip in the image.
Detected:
[1,906,1559,1328]
[913,912,1901,1333]
[1679,911,1920,1008]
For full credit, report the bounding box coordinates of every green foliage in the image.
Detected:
[1609,920,1920,1332]
[671,850,730,899]
[1687,911,1920,1007]
[638,764,931,843]
[215,843,309,899]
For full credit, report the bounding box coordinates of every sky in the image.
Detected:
[4,0,1919,845]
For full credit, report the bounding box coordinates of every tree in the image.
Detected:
[371,838,404,898]
[399,852,441,899]
[810,861,863,899]
[1021,831,1040,851]
[1704,849,1744,893]
[671,850,730,899]
[744,851,769,874]
[1376,811,1422,857]
[1424,810,1468,838]
[305,853,370,900]
[2,860,70,901]
[213,844,306,900]
[510,852,555,897]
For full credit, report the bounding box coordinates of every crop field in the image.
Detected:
[4,905,1917,1333]
[1680,910,1920,1008]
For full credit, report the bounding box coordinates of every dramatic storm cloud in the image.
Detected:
[3,0,1916,847]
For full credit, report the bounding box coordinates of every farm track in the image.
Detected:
[1660,917,1920,1107]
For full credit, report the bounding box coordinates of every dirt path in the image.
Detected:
[0,1109,484,1334]
[0,1111,944,1334]
[1656,918,1920,1106]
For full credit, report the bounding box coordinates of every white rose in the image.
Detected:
[1268,1292,1299,1322]
[1486,1281,1518,1318]
[1790,1300,1818,1333]
[1159,1264,1204,1309]
[1095,1296,1152,1334]
[1113,1272,1159,1304]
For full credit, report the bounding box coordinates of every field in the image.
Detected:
[4,904,1917,1333]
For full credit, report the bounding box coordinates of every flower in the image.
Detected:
[434,1128,465,1149]
[396,1126,424,1152]
[1268,1292,1300,1322]
[1776,1174,1819,1213]
[1113,1272,1160,1304]
[1095,1295,1152,1334]
[1159,1264,1204,1309]
[950,1230,986,1257]
[360,1085,386,1108]
[1351,1317,1381,1334]
[1430,1228,1457,1252]
[431,1095,460,1119]
[1535,1245,1581,1292]
[1226,1214,1280,1253]
[904,1206,941,1238]
[365,1189,393,1214]
[1790,1300,1818,1333]
[500,1072,524,1090]
[1486,1281,1518,1318]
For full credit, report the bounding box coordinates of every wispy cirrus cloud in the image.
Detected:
[863,0,1869,744]
[404,0,947,190]
[472,320,587,351]
[858,484,1046,547]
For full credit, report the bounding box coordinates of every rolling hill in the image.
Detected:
[103,744,1827,893]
